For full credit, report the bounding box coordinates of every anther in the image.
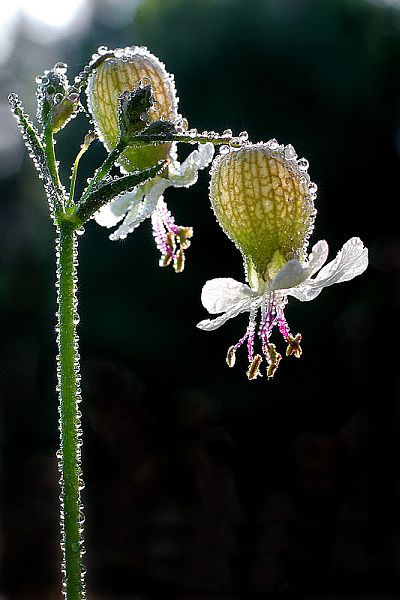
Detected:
[226,346,236,368]
[266,343,282,379]
[247,354,263,380]
[285,333,302,358]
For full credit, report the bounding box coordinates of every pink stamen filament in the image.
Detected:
[231,308,258,362]
[276,301,291,339]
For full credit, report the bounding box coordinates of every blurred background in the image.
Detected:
[0,0,399,598]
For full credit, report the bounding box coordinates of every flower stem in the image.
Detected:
[44,126,65,211]
[79,139,127,204]
[56,221,85,600]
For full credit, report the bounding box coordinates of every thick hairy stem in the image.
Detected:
[56,223,85,600]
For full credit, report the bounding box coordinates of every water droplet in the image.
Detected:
[76,227,85,236]
[41,76,49,85]
[284,144,297,160]
[239,131,249,142]
[139,76,151,87]
[35,75,43,84]
[266,138,279,150]
[54,62,68,75]
[219,145,230,155]
[297,157,309,171]
[97,45,108,55]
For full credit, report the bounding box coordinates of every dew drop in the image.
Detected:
[139,76,151,87]
[297,157,309,171]
[266,138,279,150]
[54,62,68,75]
[284,144,297,160]
[76,227,85,236]
[97,45,108,55]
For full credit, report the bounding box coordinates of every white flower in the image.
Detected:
[94,142,214,271]
[197,237,368,380]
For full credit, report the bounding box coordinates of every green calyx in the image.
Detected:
[86,46,179,172]
[210,143,316,286]
[37,66,80,133]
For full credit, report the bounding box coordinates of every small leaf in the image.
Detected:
[74,160,168,225]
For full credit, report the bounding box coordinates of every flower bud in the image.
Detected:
[209,143,317,285]
[87,46,178,171]
[36,64,80,132]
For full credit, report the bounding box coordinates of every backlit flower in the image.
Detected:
[197,142,368,379]
[87,46,214,270]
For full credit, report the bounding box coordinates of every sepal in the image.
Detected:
[118,85,154,142]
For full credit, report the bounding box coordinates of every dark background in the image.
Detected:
[0,0,399,598]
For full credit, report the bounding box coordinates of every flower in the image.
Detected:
[86,46,214,271]
[197,142,368,380]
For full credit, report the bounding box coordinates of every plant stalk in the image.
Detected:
[56,222,85,600]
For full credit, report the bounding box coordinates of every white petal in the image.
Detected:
[110,179,167,240]
[271,240,329,291]
[94,187,144,228]
[169,142,214,188]
[307,240,329,275]
[312,237,368,287]
[197,142,215,168]
[201,277,254,314]
[271,260,307,290]
[197,298,252,331]
[286,237,368,302]
[285,284,324,302]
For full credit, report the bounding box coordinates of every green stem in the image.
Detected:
[56,222,85,600]
[132,132,243,147]
[80,139,127,204]
[44,126,65,211]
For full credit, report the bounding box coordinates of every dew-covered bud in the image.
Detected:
[87,46,178,172]
[48,92,80,133]
[36,64,80,132]
[209,143,317,286]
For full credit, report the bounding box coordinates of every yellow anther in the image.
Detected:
[247,354,263,381]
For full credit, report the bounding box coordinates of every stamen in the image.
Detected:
[226,346,236,367]
[276,299,290,339]
[286,333,302,358]
[151,197,193,272]
[266,343,282,379]
[247,354,263,380]
[246,307,258,363]
[259,294,276,357]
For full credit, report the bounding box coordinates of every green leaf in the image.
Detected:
[73,159,167,225]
